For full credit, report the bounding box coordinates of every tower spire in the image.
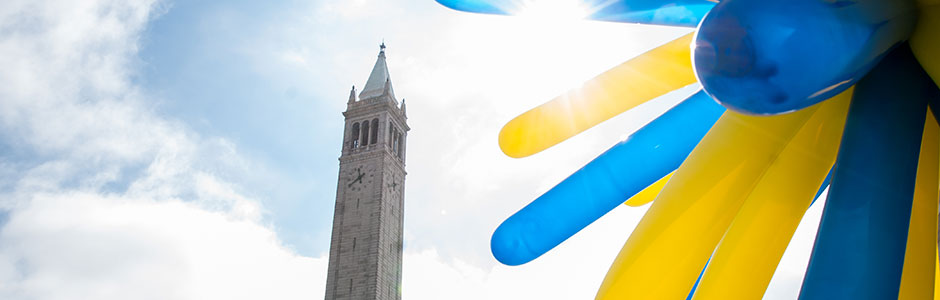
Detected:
[359,42,395,100]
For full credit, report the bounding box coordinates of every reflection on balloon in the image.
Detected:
[694,0,917,115]
[432,0,940,298]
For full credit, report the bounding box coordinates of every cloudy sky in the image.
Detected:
[0,0,828,299]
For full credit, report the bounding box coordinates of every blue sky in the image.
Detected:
[138,0,345,257]
[0,0,827,299]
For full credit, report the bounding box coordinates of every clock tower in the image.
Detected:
[325,43,408,300]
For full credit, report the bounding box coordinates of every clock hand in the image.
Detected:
[348,172,365,187]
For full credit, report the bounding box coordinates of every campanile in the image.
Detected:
[324,43,408,300]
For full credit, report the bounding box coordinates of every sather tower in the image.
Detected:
[324,43,408,300]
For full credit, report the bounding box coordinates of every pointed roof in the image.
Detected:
[359,42,395,100]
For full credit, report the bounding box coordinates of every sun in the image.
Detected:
[512,0,590,21]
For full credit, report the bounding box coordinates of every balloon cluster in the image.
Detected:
[435,0,940,299]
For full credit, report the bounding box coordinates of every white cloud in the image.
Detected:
[0,193,325,300]
[0,0,327,299]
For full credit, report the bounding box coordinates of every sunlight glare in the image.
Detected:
[513,0,591,21]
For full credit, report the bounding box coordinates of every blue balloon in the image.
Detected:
[434,0,714,27]
[810,168,832,206]
[491,90,725,265]
[694,0,917,115]
[799,45,932,300]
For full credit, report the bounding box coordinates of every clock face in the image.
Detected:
[388,174,400,192]
[346,164,376,192]
[384,170,403,206]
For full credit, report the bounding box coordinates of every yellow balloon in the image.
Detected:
[595,102,822,300]
[499,33,697,158]
[911,3,940,86]
[624,172,672,207]
[899,110,939,300]
[935,251,939,300]
[691,89,853,300]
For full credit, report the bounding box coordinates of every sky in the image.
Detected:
[0,0,828,299]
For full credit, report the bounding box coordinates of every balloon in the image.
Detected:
[936,253,940,300]
[491,89,724,266]
[911,3,940,87]
[812,168,833,205]
[634,166,830,208]
[499,33,697,158]
[431,0,940,298]
[799,45,933,300]
[596,102,822,299]
[898,111,938,299]
[688,89,851,300]
[694,0,917,115]
[433,0,714,27]
[686,259,708,300]
[931,96,940,122]
[623,172,671,207]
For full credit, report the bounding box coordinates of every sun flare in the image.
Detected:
[513,0,590,21]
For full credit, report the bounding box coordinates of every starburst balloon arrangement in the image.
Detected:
[435,0,940,299]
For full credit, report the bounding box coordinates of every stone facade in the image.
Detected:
[325,44,408,300]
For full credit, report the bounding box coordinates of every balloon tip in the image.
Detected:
[491,227,536,266]
[498,125,532,158]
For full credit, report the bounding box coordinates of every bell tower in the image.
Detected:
[325,43,409,300]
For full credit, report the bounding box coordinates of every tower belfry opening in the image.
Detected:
[325,43,409,300]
